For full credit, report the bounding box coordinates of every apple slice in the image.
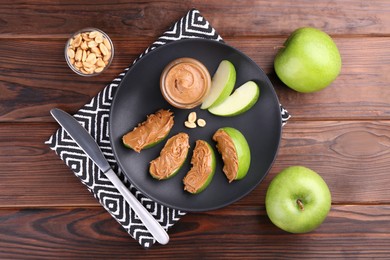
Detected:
[149,133,190,180]
[208,81,260,116]
[200,60,236,109]
[213,127,251,182]
[122,109,174,153]
[183,140,216,194]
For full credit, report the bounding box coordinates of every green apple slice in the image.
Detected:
[122,109,174,153]
[213,127,251,182]
[183,140,216,194]
[200,60,236,109]
[208,81,260,116]
[149,133,190,180]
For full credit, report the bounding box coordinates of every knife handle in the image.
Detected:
[104,168,170,245]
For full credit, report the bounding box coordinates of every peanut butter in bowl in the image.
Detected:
[160,57,211,109]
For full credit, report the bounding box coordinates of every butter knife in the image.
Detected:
[50,108,169,245]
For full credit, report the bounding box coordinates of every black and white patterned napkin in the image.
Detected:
[46,9,290,248]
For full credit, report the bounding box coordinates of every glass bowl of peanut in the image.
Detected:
[65,28,114,76]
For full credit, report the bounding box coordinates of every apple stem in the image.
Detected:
[297,199,305,211]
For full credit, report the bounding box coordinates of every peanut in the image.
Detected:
[74,61,82,68]
[184,121,197,129]
[82,33,92,42]
[88,31,101,39]
[197,118,206,127]
[80,41,88,50]
[87,40,98,48]
[95,35,103,44]
[75,48,82,61]
[103,51,111,61]
[82,50,87,62]
[99,42,109,56]
[67,48,75,59]
[94,67,104,73]
[86,53,97,64]
[188,112,197,123]
[96,58,105,67]
[91,47,102,57]
[103,38,111,50]
[73,34,82,47]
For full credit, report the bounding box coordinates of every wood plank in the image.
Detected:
[0,123,98,207]
[0,205,389,258]
[228,37,390,120]
[1,37,389,122]
[258,120,390,205]
[1,0,389,37]
[1,121,389,207]
[0,38,149,121]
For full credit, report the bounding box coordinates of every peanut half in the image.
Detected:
[67,30,112,74]
[197,118,206,127]
[188,112,197,123]
[184,121,197,129]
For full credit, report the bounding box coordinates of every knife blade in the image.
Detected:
[50,108,169,245]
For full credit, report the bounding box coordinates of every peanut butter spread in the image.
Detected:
[183,140,213,193]
[162,58,210,107]
[122,109,174,153]
[149,133,190,180]
[213,129,239,183]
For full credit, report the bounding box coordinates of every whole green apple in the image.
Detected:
[265,166,331,233]
[274,27,342,93]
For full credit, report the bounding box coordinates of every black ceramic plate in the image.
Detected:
[110,39,281,212]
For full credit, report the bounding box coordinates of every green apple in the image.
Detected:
[201,60,236,109]
[274,27,342,93]
[265,166,331,233]
[213,127,250,182]
[208,81,260,116]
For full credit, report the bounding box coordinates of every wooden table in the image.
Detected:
[1,1,389,258]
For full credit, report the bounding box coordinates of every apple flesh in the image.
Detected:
[265,166,331,233]
[201,60,236,109]
[208,81,260,116]
[274,27,342,93]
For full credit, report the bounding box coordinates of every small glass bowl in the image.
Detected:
[160,57,211,109]
[65,28,114,76]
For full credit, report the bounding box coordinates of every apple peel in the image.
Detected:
[201,60,236,109]
[265,166,332,233]
[208,81,260,116]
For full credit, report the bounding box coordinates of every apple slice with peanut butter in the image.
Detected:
[149,133,190,180]
[213,127,251,182]
[183,140,216,194]
[122,109,174,153]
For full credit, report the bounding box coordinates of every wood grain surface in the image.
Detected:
[1,0,389,258]
[0,205,389,259]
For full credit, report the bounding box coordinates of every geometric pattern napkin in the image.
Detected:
[46,9,290,248]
